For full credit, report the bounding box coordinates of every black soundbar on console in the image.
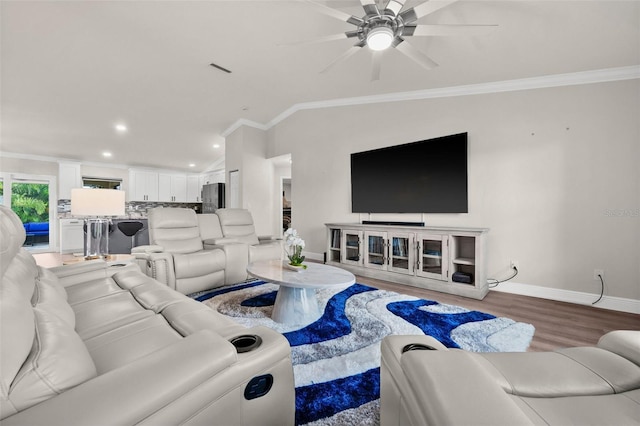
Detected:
[362,220,425,227]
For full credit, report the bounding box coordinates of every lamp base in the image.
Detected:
[84,254,108,260]
[84,218,111,259]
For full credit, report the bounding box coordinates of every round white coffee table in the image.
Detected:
[247,260,356,325]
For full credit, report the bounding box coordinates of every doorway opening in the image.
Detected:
[271,154,292,237]
[282,178,291,233]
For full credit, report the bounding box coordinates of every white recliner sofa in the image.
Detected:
[381,331,640,425]
[132,208,249,294]
[214,208,282,264]
[0,205,295,425]
[135,208,282,293]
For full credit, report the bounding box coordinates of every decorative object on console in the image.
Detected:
[196,280,535,426]
[71,188,125,259]
[284,228,306,268]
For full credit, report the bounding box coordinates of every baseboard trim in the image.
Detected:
[490,282,640,314]
[309,251,640,314]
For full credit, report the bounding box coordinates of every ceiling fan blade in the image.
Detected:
[371,50,382,81]
[400,0,458,24]
[409,24,498,37]
[320,45,363,74]
[281,33,350,46]
[394,39,438,70]
[360,0,381,17]
[304,0,364,26]
[383,0,406,16]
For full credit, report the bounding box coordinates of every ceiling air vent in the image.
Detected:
[209,62,232,74]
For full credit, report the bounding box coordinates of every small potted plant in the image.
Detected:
[284,228,307,270]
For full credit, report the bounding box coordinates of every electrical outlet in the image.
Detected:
[593,269,604,280]
[510,260,519,270]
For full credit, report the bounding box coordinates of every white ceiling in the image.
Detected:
[1,1,638,172]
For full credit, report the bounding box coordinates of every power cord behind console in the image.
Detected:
[488,265,518,289]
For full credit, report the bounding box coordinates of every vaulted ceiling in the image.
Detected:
[2,1,638,172]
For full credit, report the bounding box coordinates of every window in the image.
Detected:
[82,177,122,190]
[1,173,57,251]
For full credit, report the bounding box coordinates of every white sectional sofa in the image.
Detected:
[0,206,295,425]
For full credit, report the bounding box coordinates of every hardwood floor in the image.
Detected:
[356,275,640,352]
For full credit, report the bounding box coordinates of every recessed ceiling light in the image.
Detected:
[189,163,195,168]
[213,144,220,149]
[115,123,128,133]
[102,152,112,157]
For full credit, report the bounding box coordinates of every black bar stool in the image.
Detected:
[117,221,144,251]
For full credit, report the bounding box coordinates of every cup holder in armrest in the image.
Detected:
[230,335,263,353]
[402,343,438,353]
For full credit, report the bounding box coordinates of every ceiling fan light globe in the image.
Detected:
[367,27,394,51]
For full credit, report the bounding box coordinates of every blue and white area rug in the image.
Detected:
[195,281,535,426]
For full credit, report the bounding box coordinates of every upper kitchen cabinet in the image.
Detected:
[158,173,187,202]
[58,162,82,199]
[129,170,159,201]
[186,175,203,202]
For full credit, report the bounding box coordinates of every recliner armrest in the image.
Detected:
[50,259,106,277]
[131,244,164,254]
[203,237,240,246]
[399,350,535,426]
[1,331,237,426]
[50,260,110,287]
[143,252,176,289]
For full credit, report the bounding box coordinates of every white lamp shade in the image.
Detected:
[71,188,125,216]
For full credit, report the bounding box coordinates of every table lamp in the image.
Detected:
[71,188,125,259]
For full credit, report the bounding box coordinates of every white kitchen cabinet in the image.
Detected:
[58,162,82,199]
[186,175,203,202]
[129,170,159,201]
[158,173,187,202]
[59,218,84,254]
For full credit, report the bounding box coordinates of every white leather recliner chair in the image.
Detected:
[214,208,282,263]
[133,208,245,294]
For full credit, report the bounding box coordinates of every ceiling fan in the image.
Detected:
[301,0,497,80]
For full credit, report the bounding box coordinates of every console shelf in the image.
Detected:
[326,223,489,300]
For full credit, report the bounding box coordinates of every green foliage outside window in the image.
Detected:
[8,183,49,223]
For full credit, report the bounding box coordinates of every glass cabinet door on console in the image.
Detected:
[416,234,449,281]
[364,231,387,270]
[388,233,415,276]
[341,230,363,266]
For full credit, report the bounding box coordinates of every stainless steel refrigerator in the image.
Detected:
[202,183,225,213]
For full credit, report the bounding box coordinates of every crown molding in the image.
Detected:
[223,65,640,137]
[220,118,269,138]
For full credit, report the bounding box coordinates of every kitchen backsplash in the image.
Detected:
[57,200,203,218]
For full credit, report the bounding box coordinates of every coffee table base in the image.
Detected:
[272,286,321,325]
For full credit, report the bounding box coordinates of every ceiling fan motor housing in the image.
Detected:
[357,10,403,49]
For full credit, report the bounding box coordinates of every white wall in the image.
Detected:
[266,79,640,301]
[225,126,274,235]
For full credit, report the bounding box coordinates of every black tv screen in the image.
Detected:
[350,133,468,213]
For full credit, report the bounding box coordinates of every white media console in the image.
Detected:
[325,223,489,300]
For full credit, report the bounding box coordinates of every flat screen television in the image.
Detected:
[350,133,468,213]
